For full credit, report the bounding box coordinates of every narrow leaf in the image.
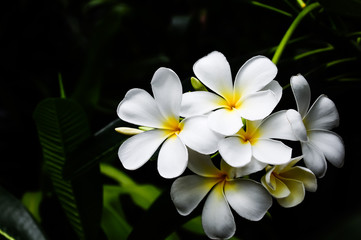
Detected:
[33,98,102,240]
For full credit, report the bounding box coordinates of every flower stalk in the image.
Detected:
[272,2,321,65]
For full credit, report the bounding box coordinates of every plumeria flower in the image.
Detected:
[117,67,222,179]
[181,51,282,135]
[286,74,345,177]
[219,110,298,168]
[171,149,272,239]
[261,156,317,208]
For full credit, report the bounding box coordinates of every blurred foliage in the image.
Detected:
[0,187,46,240]
[1,0,361,239]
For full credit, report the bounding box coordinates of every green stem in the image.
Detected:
[58,73,67,99]
[0,229,15,240]
[272,2,321,65]
[251,1,293,17]
[325,57,357,68]
[293,44,334,60]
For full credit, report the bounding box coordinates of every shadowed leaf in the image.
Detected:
[33,98,102,240]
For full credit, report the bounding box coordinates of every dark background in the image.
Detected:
[1,0,361,239]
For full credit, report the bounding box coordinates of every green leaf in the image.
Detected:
[0,186,47,240]
[33,98,102,240]
[100,163,161,209]
[181,216,204,235]
[22,191,43,223]
[102,185,133,240]
[100,164,162,240]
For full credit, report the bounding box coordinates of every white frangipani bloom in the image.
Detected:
[117,67,222,179]
[181,51,282,135]
[171,149,272,240]
[219,111,297,168]
[261,156,317,208]
[287,74,345,177]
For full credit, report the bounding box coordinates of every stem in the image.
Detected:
[272,2,321,65]
[293,44,334,60]
[251,1,293,17]
[0,229,15,240]
[325,57,357,68]
[58,72,67,99]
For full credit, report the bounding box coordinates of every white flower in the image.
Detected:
[117,67,222,179]
[261,156,317,208]
[181,51,282,135]
[171,149,272,240]
[219,111,297,167]
[287,74,345,177]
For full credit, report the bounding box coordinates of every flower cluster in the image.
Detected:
[116,51,345,239]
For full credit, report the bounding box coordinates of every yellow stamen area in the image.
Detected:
[236,119,263,145]
[238,128,260,145]
[221,91,241,110]
[212,179,227,201]
[216,172,229,181]
[161,116,183,136]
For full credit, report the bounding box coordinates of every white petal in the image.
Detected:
[301,142,327,178]
[117,89,164,128]
[151,67,182,120]
[202,181,236,240]
[252,139,292,165]
[180,91,227,117]
[157,135,188,179]
[193,51,234,100]
[277,178,305,208]
[219,136,252,167]
[187,148,221,177]
[264,166,277,190]
[118,130,171,170]
[271,178,291,198]
[281,166,317,192]
[208,108,243,136]
[225,179,272,221]
[290,74,311,117]
[286,109,308,141]
[304,95,339,130]
[261,174,291,198]
[238,90,277,121]
[179,115,223,154]
[275,155,303,173]
[308,130,345,168]
[171,175,220,216]
[259,110,298,141]
[261,80,283,104]
[234,157,267,178]
[234,56,277,98]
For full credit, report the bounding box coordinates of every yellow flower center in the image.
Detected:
[222,91,241,110]
[237,123,261,145]
[161,116,183,135]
